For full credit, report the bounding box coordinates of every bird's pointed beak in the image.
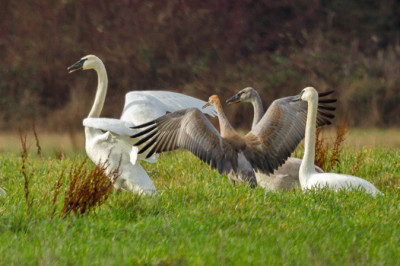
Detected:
[67,59,86,74]
[292,91,304,102]
[226,94,241,104]
[202,102,211,109]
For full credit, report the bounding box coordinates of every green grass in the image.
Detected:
[0,146,399,265]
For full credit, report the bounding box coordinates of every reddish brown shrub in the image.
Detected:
[314,122,348,171]
[61,158,119,216]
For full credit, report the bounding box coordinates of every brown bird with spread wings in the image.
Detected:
[130,92,336,187]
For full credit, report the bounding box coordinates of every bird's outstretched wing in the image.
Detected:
[83,118,158,163]
[130,108,237,174]
[243,91,336,174]
[122,91,217,117]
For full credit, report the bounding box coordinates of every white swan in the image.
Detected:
[295,87,383,196]
[225,87,336,191]
[68,55,216,195]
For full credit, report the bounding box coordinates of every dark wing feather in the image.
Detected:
[244,92,336,174]
[130,108,237,174]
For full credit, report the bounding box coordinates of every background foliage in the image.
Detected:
[1,0,399,130]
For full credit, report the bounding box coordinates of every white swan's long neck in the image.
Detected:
[250,92,264,129]
[214,98,236,137]
[299,94,318,186]
[88,62,108,118]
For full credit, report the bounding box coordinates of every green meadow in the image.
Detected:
[0,131,399,265]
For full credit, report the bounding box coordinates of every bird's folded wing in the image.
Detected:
[123,91,217,117]
[130,108,236,174]
[83,118,138,136]
[244,94,336,174]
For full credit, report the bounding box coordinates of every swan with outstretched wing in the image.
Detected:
[68,55,216,194]
[225,87,335,190]
[131,92,335,187]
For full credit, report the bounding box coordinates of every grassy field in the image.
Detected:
[0,130,399,265]
[1,128,400,154]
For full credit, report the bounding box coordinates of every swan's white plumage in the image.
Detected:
[84,126,156,194]
[298,87,383,196]
[305,172,383,195]
[256,157,323,191]
[68,55,157,194]
[83,92,217,165]
[83,117,158,163]
[121,90,216,125]
[83,117,136,137]
[69,55,215,194]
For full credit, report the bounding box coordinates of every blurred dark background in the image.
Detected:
[1,0,399,132]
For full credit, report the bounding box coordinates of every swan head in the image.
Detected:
[67,55,103,73]
[293,87,318,102]
[226,87,257,104]
[202,95,220,109]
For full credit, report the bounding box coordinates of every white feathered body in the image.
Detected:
[257,157,323,191]
[302,172,383,196]
[298,86,383,197]
[84,126,156,194]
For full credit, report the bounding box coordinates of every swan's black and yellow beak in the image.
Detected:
[292,90,304,102]
[226,93,241,105]
[202,102,211,109]
[67,59,87,73]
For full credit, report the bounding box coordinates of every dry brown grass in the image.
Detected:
[314,128,328,170]
[52,169,65,217]
[0,131,85,154]
[314,122,348,171]
[60,158,119,216]
[19,128,33,213]
[17,126,118,217]
[31,121,41,156]
[3,126,398,155]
